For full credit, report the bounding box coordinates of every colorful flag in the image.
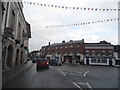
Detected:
[95,9,97,11]
[103,9,105,11]
[29,2,32,4]
[62,6,64,8]
[51,5,53,7]
[44,4,46,6]
[73,7,75,9]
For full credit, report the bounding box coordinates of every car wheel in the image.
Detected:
[36,66,39,71]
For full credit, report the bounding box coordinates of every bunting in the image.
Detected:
[45,18,119,28]
[23,1,120,12]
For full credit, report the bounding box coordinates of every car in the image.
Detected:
[32,58,37,63]
[36,58,49,70]
[49,59,62,66]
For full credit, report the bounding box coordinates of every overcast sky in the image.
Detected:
[23,0,119,52]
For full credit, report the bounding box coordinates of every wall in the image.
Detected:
[0,1,2,89]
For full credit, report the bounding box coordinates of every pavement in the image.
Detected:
[2,61,33,88]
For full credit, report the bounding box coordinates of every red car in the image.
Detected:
[36,58,49,70]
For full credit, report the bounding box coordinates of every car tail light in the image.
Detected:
[46,62,49,64]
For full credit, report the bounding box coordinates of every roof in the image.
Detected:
[49,39,84,47]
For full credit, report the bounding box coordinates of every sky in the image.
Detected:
[22,0,119,52]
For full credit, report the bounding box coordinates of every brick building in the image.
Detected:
[84,41,115,66]
[40,40,116,66]
[40,39,85,63]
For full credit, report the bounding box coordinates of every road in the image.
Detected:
[4,63,119,89]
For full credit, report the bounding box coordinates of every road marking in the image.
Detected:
[69,72,82,77]
[77,82,86,85]
[86,82,93,90]
[73,82,83,90]
[58,69,67,76]
[60,69,82,74]
[84,71,89,77]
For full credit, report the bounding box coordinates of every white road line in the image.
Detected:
[77,82,86,85]
[86,82,93,90]
[58,69,67,76]
[84,71,89,77]
[69,72,82,77]
[60,69,82,74]
[73,82,83,90]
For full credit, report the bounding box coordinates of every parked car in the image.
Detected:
[49,59,62,66]
[36,58,49,70]
[32,58,37,63]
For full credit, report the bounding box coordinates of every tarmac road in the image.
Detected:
[3,63,119,89]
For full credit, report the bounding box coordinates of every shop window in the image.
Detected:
[101,58,107,63]
[91,58,96,63]
[101,60,107,63]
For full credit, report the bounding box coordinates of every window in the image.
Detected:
[2,3,5,19]
[86,50,89,53]
[101,58,107,63]
[108,50,112,56]
[101,60,107,63]
[91,58,96,63]
[97,51,101,56]
[77,45,80,47]
[102,50,105,53]
[17,23,21,40]
[92,50,95,56]
[11,10,16,30]
[71,45,73,48]
[65,46,68,48]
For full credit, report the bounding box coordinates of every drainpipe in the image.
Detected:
[4,2,9,28]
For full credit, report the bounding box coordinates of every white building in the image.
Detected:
[1,1,31,70]
[114,45,120,65]
[84,41,115,66]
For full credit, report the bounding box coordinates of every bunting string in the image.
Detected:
[45,18,119,28]
[23,1,120,12]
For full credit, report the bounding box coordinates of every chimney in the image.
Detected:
[62,40,65,43]
[49,42,50,45]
